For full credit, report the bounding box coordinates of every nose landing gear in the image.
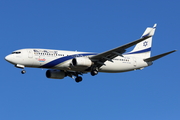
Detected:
[15,64,26,74]
[21,69,26,74]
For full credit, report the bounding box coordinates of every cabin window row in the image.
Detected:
[34,52,65,56]
[113,58,129,61]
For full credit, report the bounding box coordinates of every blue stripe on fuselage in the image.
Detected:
[125,47,151,55]
[40,53,96,68]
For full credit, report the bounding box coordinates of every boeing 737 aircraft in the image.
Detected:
[5,24,176,82]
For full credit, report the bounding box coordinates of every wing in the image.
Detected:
[90,25,156,68]
[90,36,151,67]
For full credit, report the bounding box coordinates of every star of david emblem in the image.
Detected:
[143,41,148,47]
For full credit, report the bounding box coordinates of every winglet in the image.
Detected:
[153,23,157,28]
[142,24,157,38]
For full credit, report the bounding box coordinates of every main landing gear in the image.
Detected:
[75,76,83,83]
[74,69,99,83]
[72,72,83,83]
[91,68,99,76]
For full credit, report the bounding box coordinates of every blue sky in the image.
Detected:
[0,0,179,120]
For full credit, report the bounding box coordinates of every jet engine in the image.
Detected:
[46,70,66,79]
[72,57,92,67]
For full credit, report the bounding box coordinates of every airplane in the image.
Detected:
[5,24,176,82]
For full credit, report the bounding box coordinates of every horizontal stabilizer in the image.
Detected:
[144,50,176,62]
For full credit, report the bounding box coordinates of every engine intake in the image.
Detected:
[46,70,66,79]
[72,57,92,67]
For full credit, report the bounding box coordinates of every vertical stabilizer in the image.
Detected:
[128,24,157,58]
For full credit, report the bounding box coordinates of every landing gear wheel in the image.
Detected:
[75,76,82,83]
[21,70,26,74]
[91,69,98,76]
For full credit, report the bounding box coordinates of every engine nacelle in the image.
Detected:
[72,57,92,67]
[46,70,66,79]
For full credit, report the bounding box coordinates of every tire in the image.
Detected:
[75,76,82,83]
[91,70,98,76]
[21,70,26,74]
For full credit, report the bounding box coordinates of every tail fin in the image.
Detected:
[129,24,157,58]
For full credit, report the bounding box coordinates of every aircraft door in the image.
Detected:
[28,50,33,58]
[24,49,34,67]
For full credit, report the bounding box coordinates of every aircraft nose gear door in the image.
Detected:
[28,50,33,58]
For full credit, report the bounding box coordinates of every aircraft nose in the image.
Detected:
[5,55,13,63]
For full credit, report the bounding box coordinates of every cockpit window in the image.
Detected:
[12,52,21,54]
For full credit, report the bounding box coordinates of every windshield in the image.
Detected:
[12,51,21,54]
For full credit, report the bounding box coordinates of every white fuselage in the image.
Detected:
[5,48,152,73]
[5,24,176,82]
